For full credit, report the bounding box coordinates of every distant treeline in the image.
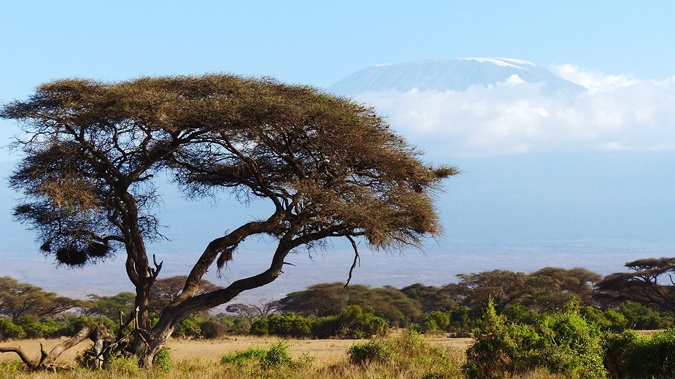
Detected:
[1,257,673,341]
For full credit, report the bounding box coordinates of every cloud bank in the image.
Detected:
[354,66,675,158]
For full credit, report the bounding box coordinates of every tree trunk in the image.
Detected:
[135,329,172,369]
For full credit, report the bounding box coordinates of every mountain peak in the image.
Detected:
[458,57,537,69]
[328,58,585,96]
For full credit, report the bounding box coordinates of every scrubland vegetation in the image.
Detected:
[1,257,675,377]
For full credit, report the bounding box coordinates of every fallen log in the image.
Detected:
[0,326,95,371]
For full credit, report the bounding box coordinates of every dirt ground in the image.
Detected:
[0,332,474,367]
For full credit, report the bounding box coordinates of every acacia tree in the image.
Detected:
[1,74,455,368]
[0,277,78,321]
[526,267,600,311]
[453,270,531,313]
[594,257,675,311]
[148,275,221,314]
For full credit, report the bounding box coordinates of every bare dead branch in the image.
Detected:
[0,346,39,369]
[0,326,92,370]
[344,235,361,291]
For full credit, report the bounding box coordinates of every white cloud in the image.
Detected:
[355,68,675,158]
[553,64,639,91]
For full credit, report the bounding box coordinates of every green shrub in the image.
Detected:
[253,306,390,339]
[603,309,629,332]
[464,298,530,378]
[153,346,172,373]
[261,341,293,369]
[34,317,68,338]
[267,314,312,338]
[618,301,667,329]
[312,315,340,338]
[464,298,606,379]
[337,305,389,339]
[221,346,267,366]
[70,314,117,335]
[174,316,201,338]
[250,317,269,336]
[416,307,477,336]
[106,354,141,376]
[346,330,462,377]
[540,306,606,379]
[348,340,394,365]
[221,341,307,371]
[603,328,675,378]
[601,329,639,378]
[199,318,227,339]
[419,311,451,334]
[14,315,44,338]
[0,361,25,374]
[503,303,540,325]
[228,316,252,334]
[0,318,25,340]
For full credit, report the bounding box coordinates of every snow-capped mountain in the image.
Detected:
[328,58,586,95]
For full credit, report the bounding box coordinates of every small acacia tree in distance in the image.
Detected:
[1,74,456,368]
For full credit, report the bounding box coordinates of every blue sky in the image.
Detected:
[2,1,674,95]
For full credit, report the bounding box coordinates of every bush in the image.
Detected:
[0,361,25,374]
[418,311,451,334]
[464,299,529,378]
[221,341,309,370]
[312,315,340,338]
[415,307,477,336]
[601,329,639,378]
[174,316,201,338]
[540,306,606,379]
[603,328,675,378]
[69,314,117,335]
[261,341,293,369]
[464,298,606,379]
[250,317,269,336]
[337,305,389,339]
[221,346,267,366]
[348,340,394,365]
[345,330,462,377]
[267,314,312,338]
[199,318,227,339]
[0,318,25,340]
[618,301,669,329]
[227,316,252,334]
[105,354,141,376]
[252,306,390,339]
[14,315,47,338]
[153,346,172,373]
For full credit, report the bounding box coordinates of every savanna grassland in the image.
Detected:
[0,331,472,379]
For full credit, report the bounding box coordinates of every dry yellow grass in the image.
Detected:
[0,338,93,365]
[0,330,473,368]
[167,331,473,367]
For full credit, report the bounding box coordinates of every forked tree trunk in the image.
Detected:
[136,338,164,369]
[134,323,178,369]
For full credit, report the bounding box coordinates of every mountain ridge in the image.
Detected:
[329,58,586,95]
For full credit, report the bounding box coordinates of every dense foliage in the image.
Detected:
[464,299,606,379]
[2,258,675,343]
[3,259,675,377]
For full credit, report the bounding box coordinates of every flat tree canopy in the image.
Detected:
[1,74,456,367]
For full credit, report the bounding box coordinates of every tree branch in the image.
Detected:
[0,346,39,369]
[344,235,361,290]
